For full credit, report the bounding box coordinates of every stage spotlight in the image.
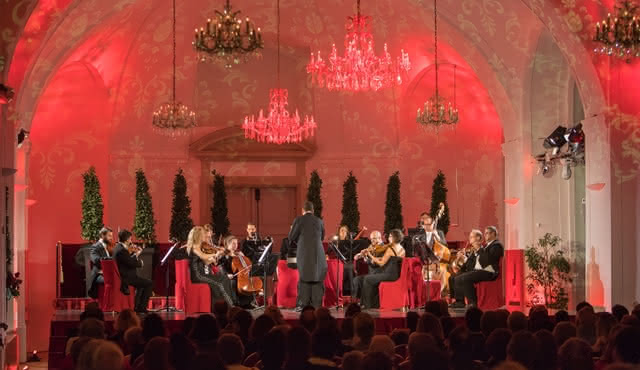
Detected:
[541,162,554,178]
[0,83,14,104]
[543,125,568,150]
[17,129,30,148]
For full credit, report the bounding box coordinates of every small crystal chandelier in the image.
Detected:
[152,0,196,136]
[193,0,263,68]
[416,0,459,130]
[306,0,410,92]
[243,0,316,144]
[593,0,640,61]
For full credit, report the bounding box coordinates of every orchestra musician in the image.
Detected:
[418,212,448,250]
[242,222,278,277]
[186,226,235,308]
[447,230,483,302]
[351,230,384,299]
[450,226,504,309]
[113,229,153,313]
[351,229,405,309]
[87,227,114,299]
[218,235,256,309]
[332,225,367,296]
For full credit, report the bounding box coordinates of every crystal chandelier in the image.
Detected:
[416,0,459,129]
[593,0,640,61]
[243,0,316,144]
[152,0,196,136]
[306,0,410,92]
[193,0,263,68]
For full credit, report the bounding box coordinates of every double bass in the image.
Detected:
[421,203,451,289]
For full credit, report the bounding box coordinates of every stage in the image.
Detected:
[47,303,468,370]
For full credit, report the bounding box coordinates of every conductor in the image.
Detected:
[289,201,326,311]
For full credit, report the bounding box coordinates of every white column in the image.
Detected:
[13,141,29,362]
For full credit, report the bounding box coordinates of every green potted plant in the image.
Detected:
[524,233,572,310]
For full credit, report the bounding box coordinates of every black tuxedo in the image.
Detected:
[453,240,504,306]
[87,240,110,298]
[113,243,153,312]
[288,212,327,307]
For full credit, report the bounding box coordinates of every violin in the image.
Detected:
[355,243,391,261]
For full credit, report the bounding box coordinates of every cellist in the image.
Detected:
[218,235,257,309]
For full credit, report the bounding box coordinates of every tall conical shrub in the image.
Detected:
[429,170,450,235]
[211,170,230,237]
[169,169,194,242]
[384,171,404,234]
[133,169,157,243]
[340,171,360,232]
[80,166,104,242]
[306,170,323,219]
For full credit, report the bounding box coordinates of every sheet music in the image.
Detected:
[258,240,273,264]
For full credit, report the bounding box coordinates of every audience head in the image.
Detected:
[508,311,528,333]
[144,336,171,370]
[286,326,311,363]
[80,303,105,322]
[369,335,396,359]
[362,351,393,370]
[558,338,595,370]
[440,316,456,339]
[597,312,618,339]
[76,339,102,370]
[303,201,314,213]
[612,304,630,322]
[417,312,444,345]
[213,300,229,321]
[576,306,597,345]
[217,333,245,365]
[632,304,640,321]
[182,317,196,336]
[495,309,510,328]
[345,302,362,318]
[553,321,577,347]
[493,361,527,370]
[342,351,364,370]
[486,328,512,365]
[507,331,538,369]
[425,300,444,317]
[528,305,553,332]
[142,313,166,342]
[411,341,449,370]
[390,328,409,346]
[408,332,437,359]
[406,311,420,333]
[231,309,253,342]
[555,310,570,323]
[300,305,317,333]
[611,326,640,364]
[481,310,503,337]
[260,328,287,369]
[620,314,640,328]
[341,317,355,340]
[311,326,340,360]
[79,317,105,339]
[264,305,285,325]
[576,301,594,313]
[114,309,140,334]
[534,329,558,370]
[70,337,94,366]
[465,307,483,332]
[189,314,219,345]
[447,326,474,364]
[193,352,225,370]
[251,314,276,343]
[169,333,196,370]
[123,327,144,354]
[94,340,125,370]
[354,312,376,344]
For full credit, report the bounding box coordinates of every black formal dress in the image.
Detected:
[217,255,253,307]
[188,253,235,308]
[453,240,504,306]
[354,248,403,309]
[112,243,153,312]
[289,212,327,308]
[87,240,110,299]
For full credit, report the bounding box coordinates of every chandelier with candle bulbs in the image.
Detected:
[416,0,459,129]
[593,0,640,61]
[193,0,263,68]
[152,0,196,136]
[242,0,316,144]
[306,0,410,92]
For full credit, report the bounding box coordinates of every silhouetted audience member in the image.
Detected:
[447,326,483,370]
[508,311,528,333]
[553,321,577,348]
[612,305,630,322]
[406,311,420,333]
[264,305,286,325]
[361,351,393,370]
[169,333,196,370]
[425,300,445,318]
[481,310,502,337]
[217,333,249,369]
[416,312,445,347]
[577,305,598,345]
[345,303,362,318]
[247,314,276,354]
[528,305,553,332]
[555,310,571,323]
[576,301,594,313]
[193,352,226,370]
[69,336,94,368]
[109,309,140,352]
[144,336,171,370]
[408,332,437,361]
[65,317,106,355]
[495,309,510,328]
[558,338,594,370]
[75,339,102,370]
[486,328,512,368]
[189,313,220,353]
[300,305,317,333]
[124,326,145,365]
[260,328,287,370]
[620,315,640,328]
[533,329,557,370]
[213,300,230,328]
[142,313,166,342]
[465,307,483,332]
[610,326,640,364]
[411,342,449,370]
[351,312,375,351]
[389,328,409,346]
[507,331,538,369]
[310,326,340,369]
[182,317,196,336]
[342,351,364,370]
[594,312,618,356]
[368,335,395,360]
[285,326,312,370]
[440,316,456,339]
[341,317,355,342]
[93,340,124,370]
[231,309,254,347]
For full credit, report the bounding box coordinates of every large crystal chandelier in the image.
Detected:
[152,0,196,136]
[416,0,459,129]
[243,0,316,144]
[193,0,263,68]
[593,0,640,61]
[306,0,410,92]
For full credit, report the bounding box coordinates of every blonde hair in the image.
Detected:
[186,226,205,255]
[470,229,483,240]
[224,235,237,248]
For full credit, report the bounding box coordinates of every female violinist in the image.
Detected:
[186,226,235,309]
[217,235,258,309]
[332,225,367,296]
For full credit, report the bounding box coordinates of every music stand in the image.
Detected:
[154,241,181,312]
[329,240,347,309]
[255,239,273,310]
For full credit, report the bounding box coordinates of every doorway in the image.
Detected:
[226,186,297,254]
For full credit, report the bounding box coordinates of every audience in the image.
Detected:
[62,299,640,370]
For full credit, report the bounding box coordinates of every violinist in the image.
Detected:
[352,229,405,309]
[447,229,483,303]
[88,227,113,299]
[351,230,384,300]
[186,226,235,309]
[217,235,256,309]
[113,229,153,314]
